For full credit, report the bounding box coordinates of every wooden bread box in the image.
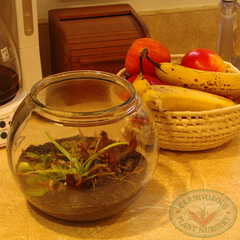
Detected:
[48,4,150,74]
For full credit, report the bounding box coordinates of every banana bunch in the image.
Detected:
[142,47,240,97]
[141,85,236,111]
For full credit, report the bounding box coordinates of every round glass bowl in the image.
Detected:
[7,70,158,222]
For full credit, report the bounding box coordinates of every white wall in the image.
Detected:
[37,0,219,20]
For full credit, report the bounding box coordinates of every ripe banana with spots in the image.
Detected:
[142,47,240,97]
[141,85,236,111]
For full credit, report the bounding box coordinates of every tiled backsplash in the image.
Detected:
[39,5,239,77]
[141,6,221,54]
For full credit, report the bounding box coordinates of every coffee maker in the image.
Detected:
[0,0,42,147]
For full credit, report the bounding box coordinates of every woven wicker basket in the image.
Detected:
[117,54,240,151]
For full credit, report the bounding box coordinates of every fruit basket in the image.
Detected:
[117,54,240,151]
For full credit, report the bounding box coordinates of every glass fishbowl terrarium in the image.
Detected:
[7,70,158,222]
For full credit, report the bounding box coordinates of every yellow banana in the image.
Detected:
[141,85,236,111]
[154,62,240,97]
[142,47,240,97]
[132,73,150,97]
[132,48,150,96]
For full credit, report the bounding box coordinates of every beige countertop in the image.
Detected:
[1,134,240,240]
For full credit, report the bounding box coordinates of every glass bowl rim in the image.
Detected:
[30,70,137,118]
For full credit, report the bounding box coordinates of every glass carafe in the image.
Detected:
[0,14,21,105]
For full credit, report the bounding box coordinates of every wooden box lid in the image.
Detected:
[48,4,150,74]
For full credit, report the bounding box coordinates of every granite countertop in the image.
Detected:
[1,135,240,240]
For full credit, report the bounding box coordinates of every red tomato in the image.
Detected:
[181,48,226,72]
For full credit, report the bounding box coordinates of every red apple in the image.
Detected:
[125,38,171,77]
[128,74,167,85]
[181,48,226,72]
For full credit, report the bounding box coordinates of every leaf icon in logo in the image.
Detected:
[189,210,218,227]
